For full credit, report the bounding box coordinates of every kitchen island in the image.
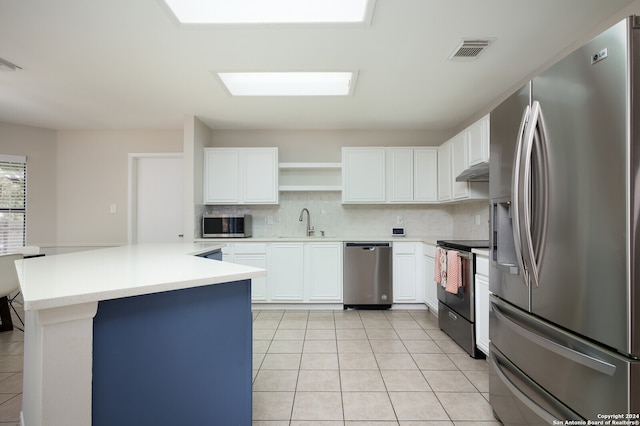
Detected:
[15,243,265,426]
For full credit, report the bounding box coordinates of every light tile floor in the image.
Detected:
[0,301,24,426]
[0,305,500,425]
[252,309,500,425]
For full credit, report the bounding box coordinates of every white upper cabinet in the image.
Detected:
[387,148,414,203]
[204,148,240,203]
[342,147,386,203]
[466,114,490,167]
[414,148,438,202]
[437,140,452,202]
[343,147,438,204]
[243,148,279,204]
[451,132,469,200]
[437,114,490,202]
[204,147,278,204]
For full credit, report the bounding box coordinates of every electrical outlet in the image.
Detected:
[475,215,481,225]
[266,215,274,225]
[110,203,117,214]
[397,216,403,225]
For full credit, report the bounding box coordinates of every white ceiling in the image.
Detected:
[0,0,638,132]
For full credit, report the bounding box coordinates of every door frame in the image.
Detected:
[127,153,184,244]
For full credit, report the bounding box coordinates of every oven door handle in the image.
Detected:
[436,247,473,260]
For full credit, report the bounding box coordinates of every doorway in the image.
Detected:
[128,153,184,244]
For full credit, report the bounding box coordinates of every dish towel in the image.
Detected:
[434,247,447,288]
[445,250,463,294]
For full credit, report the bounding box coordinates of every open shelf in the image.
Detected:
[278,162,342,192]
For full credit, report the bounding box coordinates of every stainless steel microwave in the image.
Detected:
[202,214,252,238]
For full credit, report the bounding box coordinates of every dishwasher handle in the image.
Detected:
[344,242,391,248]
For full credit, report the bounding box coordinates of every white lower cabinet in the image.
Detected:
[474,254,490,356]
[268,243,305,301]
[393,242,424,303]
[423,244,438,314]
[231,241,342,304]
[226,243,268,302]
[304,242,343,302]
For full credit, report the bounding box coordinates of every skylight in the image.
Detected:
[216,72,356,96]
[162,0,374,24]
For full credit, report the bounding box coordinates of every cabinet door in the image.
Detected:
[437,141,452,202]
[393,242,418,302]
[235,254,268,301]
[305,243,342,302]
[387,148,414,203]
[414,148,438,202]
[475,273,490,356]
[269,243,304,301]
[242,148,278,204]
[423,246,438,314]
[451,133,469,199]
[204,149,240,204]
[342,148,386,203]
[467,114,490,167]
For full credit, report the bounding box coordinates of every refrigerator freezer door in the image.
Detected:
[489,344,582,425]
[529,18,633,355]
[490,296,640,418]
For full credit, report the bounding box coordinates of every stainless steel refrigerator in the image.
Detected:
[489,16,640,423]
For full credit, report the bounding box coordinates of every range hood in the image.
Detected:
[455,161,490,182]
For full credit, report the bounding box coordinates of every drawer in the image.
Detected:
[475,255,489,277]
[423,244,436,258]
[393,242,415,254]
[234,243,267,254]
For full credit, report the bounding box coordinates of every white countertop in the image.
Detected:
[472,248,490,257]
[15,243,266,311]
[196,236,443,245]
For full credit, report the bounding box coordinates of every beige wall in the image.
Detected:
[0,122,58,247]
[55,130,182,247]
[3,121,487,250]
[209,129,453,162]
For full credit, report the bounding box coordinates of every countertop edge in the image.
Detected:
[17,243,266,312]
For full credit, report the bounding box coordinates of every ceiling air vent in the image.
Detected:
[448,39,494,61]
[0,57,21,72]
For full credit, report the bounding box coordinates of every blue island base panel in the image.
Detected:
[92,280,252,426]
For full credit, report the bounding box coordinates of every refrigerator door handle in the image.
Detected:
[493,305,617,376]
[519,100,549,289]
[489,354,560,424]
[512,105,531,283]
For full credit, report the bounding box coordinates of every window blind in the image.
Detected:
[0,155,26,255]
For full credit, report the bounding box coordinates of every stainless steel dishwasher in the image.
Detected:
[343,242,392,309]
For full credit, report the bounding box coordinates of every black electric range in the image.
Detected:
[435,239,489,359]
[436,239,489,252]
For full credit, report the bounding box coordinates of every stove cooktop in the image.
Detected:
[436,239,490,252]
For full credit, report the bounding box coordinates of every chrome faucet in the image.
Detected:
[298,208,315,237]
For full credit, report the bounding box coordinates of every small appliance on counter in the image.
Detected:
[435,239,489,358]
[391,227,405,237]
[202,214,252,238]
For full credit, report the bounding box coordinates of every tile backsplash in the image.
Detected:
[204,192,489,241]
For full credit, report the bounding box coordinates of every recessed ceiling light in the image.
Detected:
[162,0,375,24]
[216,72,356,96]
